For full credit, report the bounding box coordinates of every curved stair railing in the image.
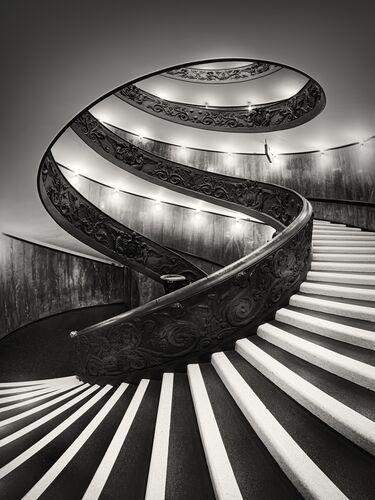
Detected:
[39,153,206,284]
[38,112,314,385]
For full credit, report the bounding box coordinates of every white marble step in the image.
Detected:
[307,271,375,286]
[0,384,96,447]
[313,234,375,241]
[300,281,375,302]
[257,323,375,391]
[23,384,128,500]
[276,307,375,351]
[82,380,149,500]
[313,228,362,234]
[211,352,347,500]
[311,261,375,273]
[313,240,375,247]
[289,293,375,322]
[236,338,375,455]
[187,364,242,500]
[145,373,174,500]
[0,383,87,429]
[0,385,108,480]
[313,246,375,253]
[0,376,80,389]
[313,253,375,262]
[314,221,346,227]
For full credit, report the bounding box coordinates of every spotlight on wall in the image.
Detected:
[264,140,272,164]
[71,171,80,185]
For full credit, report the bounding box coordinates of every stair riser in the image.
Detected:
[313,254,375,262]
[313,230,363,235]
[236,339,375,455]
[313,241,375,247]
[307,271,375,286]
[310,262,375,273]
[290,294,375,322]
[257,325,375,392]
[299,282,375,302]
[276,309,375,351]
[313,246,375,253]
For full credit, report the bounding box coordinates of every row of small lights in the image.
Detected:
[70,171,247,227]
[131,132,374,160]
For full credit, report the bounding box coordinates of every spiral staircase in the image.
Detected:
[1,62,375,499]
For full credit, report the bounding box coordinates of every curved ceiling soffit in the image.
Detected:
[162,62,282,83]
[115,79,326,133]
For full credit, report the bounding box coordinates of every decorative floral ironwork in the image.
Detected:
[39,153,206,284]
[72,217,312,383]
[71,112,302,227]
[163,62,281,83]
[116,79,325,133]
[66,112,314,383]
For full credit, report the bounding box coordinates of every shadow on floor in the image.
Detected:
[0,303,127,382]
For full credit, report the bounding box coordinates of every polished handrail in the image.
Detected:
[66,114,313,384]
[38,153,206,284]
[72,112,304,230]
[115,79,325,133]
[162,61,281,83]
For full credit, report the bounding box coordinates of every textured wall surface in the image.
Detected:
[115,129,375,203]
[0,234,128,338]
[311,201,375,231]
[64,170,273,268]
[64,170,273,304]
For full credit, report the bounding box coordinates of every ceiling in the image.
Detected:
[1,0,374,259]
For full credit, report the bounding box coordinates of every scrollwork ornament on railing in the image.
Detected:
[115,79,325,133]
[71,112,302,227]
[39,153,206,284]
[163,62,281,83]
[72,216,312,383]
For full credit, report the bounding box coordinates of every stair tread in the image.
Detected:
[0,386,99,468]
[287,305,375,332]
[0,384,88,441]
[199,363,302,500]
[97,380,160,500]
[37,384,137,500]
[166,373,214,500]
[224,350,375,500]
[271,320,375,367]
[248,337,375,421]
[313,246,375,253]
[0,386,112,499]
[296,292,375,311]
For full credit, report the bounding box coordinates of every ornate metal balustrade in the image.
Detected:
[65,112,313,384]
[162,62,281,83]
[39,153,206,284]
[115,79,325,133]
[71,112,302,229]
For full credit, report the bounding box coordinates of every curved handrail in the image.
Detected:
[38,153,206,284]
[115,79,325,133]
[66,113,313,384]
[71,112,303,230]
[162,62,281,83]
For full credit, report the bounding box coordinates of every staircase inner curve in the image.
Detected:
[1,218,375,500]
[39,113,313,384]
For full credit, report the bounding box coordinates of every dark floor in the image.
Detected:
[0,303,127,382]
